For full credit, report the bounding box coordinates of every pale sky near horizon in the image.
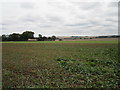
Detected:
[0,0,119,36]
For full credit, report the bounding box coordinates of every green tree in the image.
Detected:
[2,35,8,41]
[38,34,43,41]
[39,34,42,38]
[42,36,47,41]
[21,31,34,41]
[51,35,56,41]
[48,37,52,41]
[9,33,21,41]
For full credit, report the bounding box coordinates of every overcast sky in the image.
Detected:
[0,0,119,36]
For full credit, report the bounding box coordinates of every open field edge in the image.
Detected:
[1,40,119,44]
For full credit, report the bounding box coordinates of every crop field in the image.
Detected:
[1,40,118,44]
[2,41,119,88]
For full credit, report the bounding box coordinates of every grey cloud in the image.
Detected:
[105,18,117,22]
[0,23,9,26]
[65,23,91,27]
[20,15,46,23]
[107,11,118,16]
[2,26,8,30]
[37,24,52,28]
[73,2,102,10]
[108,2,118,7]
[102,24,113,27]
[1,19,17,26]
[20,15,56,28]
[22,17,38,22]
[20,2,35,9]
[47,16,63,22]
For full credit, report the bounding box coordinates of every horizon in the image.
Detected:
[1,31,119,37]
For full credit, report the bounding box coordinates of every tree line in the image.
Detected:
[2,31,57,41]
[96,35,120,38]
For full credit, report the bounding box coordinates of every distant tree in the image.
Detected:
[42,36,47,41]
[2,34,9,41]
[39,34,42,38]
[2,35,8,41]
[38,34,43,41]
[0,36,2,41]
[48,37,52,41]
[8,33,21,41]
[51,35,56,41]
[20,31,34,41]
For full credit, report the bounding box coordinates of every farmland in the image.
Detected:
[2,41,119,88]
[1,40,118,44]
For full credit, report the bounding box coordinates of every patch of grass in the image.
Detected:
[1,40,118,44]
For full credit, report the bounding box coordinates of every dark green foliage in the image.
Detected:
[42,36,48,41]
[37,34,56,41]
[8,33,21,41]
[20,31,34,40]
[2,31,57,41]
[55,47,119,88]
[51,35,56,41]
[2,35,8,41]
[37,34,43,41]
[48,37,52,41]
[2,31,35,41]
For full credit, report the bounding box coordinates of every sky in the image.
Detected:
[0,0,119,36]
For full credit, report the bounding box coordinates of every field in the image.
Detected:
[1,40,118,44]
[2,41,119,88]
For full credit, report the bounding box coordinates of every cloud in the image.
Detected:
[1,1,118,36]
[65,22,91,27]
[20,2,35,9]
[72,2,102,10]
[108,2,118,7]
